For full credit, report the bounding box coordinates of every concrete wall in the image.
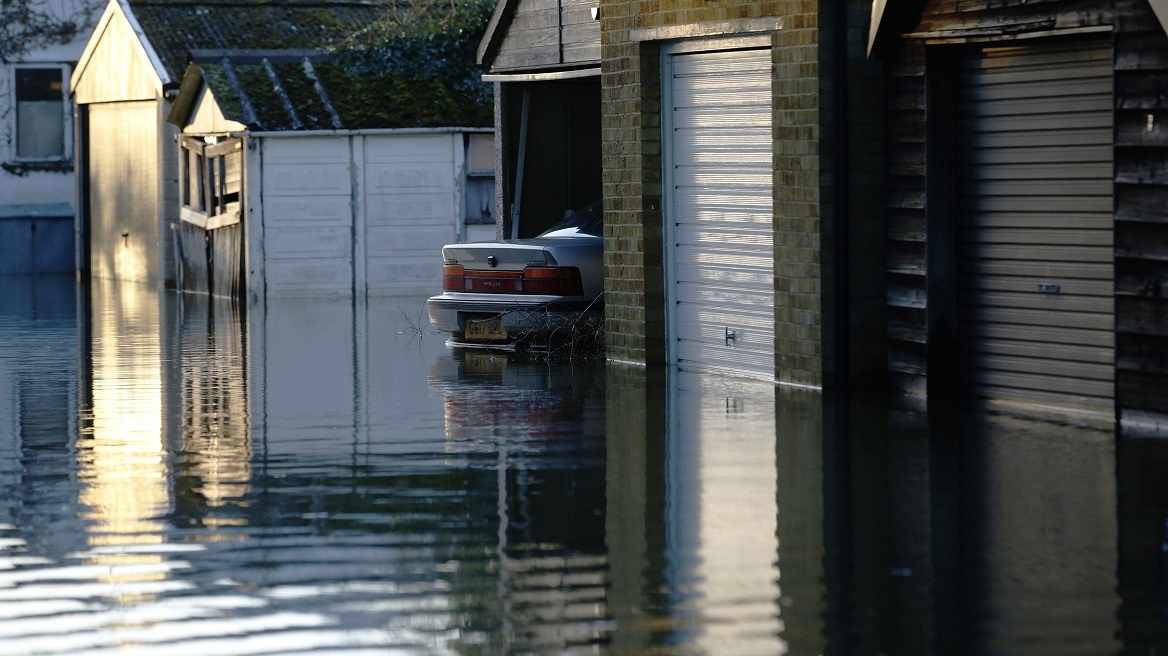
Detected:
[247,130,492,301]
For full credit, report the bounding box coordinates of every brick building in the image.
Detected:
[485,0,1168,429]
[599,0,885,390]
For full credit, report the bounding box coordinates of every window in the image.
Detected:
[14,68,66,161]
[465,133,495,224]
[179,136,242,228]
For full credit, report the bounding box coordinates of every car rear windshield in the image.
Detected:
[539,200,602,238]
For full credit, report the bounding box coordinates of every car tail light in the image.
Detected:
[442,264,465,291]
[522,266,583,296]
[444,264,583,295]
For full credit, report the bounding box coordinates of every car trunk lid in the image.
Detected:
[441,239,562,271]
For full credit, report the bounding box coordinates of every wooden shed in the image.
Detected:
[166,50,495,300]
[69,0,382,287]
[874,0,1168,429]
[477,0,602,239]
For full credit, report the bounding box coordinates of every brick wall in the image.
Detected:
[772,2,823,387]
[600,0,663,365]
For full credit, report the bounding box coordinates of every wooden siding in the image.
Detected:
[885,0,1168,423]
[186,85,247,135]
[176,220,242,298]
[490,0,600,72]
[1115,5,1168,428]
[886,44,928,396]
[72,8,160,104]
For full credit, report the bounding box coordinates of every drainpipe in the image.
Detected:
[832,0,850,389]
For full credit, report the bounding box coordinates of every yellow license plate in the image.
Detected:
[465,317,507,341]
[465,351,507,374]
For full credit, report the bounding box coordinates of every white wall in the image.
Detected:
[249,130,487,300]
[1,0,102,208]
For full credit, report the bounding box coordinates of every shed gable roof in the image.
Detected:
[170,48,492,131]
[475,0,599,73]
[72,0,171,97]
[131,0,383,83]
[171,50,342,131]
[75,0,383,95]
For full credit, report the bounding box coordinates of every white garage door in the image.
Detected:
[957,40,1114,418]
[664,43,774,379]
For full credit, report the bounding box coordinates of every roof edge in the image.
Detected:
[867,0,1168,55]
[71,0,172,92]
[70,0,119,91]
[242,126,493,137]
[118,0,173,85]
[1149,0,1168,41]
[866,0,928,57]
[166,62,204,127]
[476,0,515,67]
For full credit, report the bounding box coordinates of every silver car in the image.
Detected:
[426,201,603,346]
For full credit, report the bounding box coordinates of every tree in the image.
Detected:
[1,0,102,63]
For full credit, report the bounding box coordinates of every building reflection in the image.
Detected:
[1117,435,1168,654]
[41,279,1159,652]
[76,279,173,592]
[0,275,84,557]
[76,281,253,576]
[429,348,608,653]
[170,294,250,530]
[662,370,784,654]
[605,364,806,656]
[605,367,1127,655]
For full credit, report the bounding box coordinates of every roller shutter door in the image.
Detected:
[957,40,1114,418]
[87,101,159,283]
[665,46,774,380]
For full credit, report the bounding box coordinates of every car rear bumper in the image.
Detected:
[425,293,601,338]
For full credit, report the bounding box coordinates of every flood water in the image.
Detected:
[1,275,1166,655]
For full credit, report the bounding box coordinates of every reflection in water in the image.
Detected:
[606,365,822,656]
[0,278,1165,654]
[0,275,82,561]
[430,349,608,652]
[174,295,250,525]
[663,371,781,655]
[77,280,172,599]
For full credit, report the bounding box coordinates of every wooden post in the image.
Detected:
[925,46,960,399]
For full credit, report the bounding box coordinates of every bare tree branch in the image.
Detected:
[1,0,103,63]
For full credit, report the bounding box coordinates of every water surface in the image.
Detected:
[0,276,1165,655]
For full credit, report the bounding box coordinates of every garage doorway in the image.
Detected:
[663,38,775,380]
[955,39,1115,419]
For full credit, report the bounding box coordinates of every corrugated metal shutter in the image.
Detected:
[957,40,1114,418]
[665,46,774,379]
[87,101,159,283]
